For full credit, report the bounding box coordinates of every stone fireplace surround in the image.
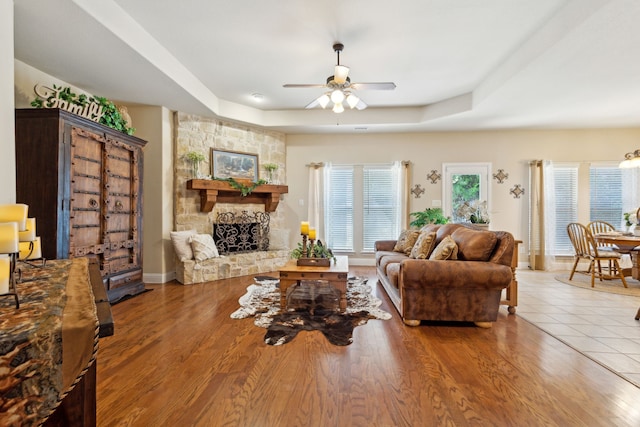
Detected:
[173,112,290,284]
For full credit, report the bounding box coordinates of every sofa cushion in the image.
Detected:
[410,231,437,259]
[386,262,401,289]
[429,236,458,260]
[451,227,498,261]
[170,229,197,261]
[376,250,397,267]
[393,229,420,255]
[190,234,220,261]
[379,253,409,272]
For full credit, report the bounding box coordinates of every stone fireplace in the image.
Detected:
[172,112,290,284]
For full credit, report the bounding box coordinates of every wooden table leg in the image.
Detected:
[279,279,296,312]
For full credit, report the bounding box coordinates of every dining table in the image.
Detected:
[594,232,640,279]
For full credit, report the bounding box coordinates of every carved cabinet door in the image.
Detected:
[103,137,141,279]
[68,128,107,263]
[68,127,142,283]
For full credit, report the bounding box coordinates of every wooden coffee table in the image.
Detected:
[279,256,349,312]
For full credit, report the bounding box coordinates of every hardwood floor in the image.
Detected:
[96,267,640,426]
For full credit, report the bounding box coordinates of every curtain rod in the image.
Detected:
[305,161,410,167]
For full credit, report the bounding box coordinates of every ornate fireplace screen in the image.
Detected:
[213,211,270,254]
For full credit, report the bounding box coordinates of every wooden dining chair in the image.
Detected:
[587,220,626,273]
[566,222,628,288]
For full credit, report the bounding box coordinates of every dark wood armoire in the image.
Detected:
[15,108,146,302]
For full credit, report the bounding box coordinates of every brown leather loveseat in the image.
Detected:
[375,223,515,327]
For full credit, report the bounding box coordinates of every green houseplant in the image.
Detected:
[409,208,450,228]
[290,240,335,262]
[185,151,206,178]
[263,163,278,183]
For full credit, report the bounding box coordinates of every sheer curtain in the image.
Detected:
[529,160,559,271]
[307,162,327,242]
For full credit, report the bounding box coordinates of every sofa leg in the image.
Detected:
[403,319,420,326]
[474,321,493,328]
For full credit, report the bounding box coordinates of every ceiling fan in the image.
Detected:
[283,42,396,113]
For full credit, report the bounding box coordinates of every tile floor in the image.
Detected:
[515,269,640,388]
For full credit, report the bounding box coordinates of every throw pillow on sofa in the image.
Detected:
[410,231,437,259]
[393,229,420,255]
[190,234,220,261]
[170,229,197,261]
[429,235,458,260]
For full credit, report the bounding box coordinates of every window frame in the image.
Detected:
[442,162,492,221]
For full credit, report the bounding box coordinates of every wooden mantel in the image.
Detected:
[186,179,288,212]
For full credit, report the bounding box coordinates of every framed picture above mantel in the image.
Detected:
[211,149,259,181]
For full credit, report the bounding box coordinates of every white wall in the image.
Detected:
[124,105,174,283]
[285,129,640,263]
[1,2,15,203]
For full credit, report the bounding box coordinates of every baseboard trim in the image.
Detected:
[143,271,176,284]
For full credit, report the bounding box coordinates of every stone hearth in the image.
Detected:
[176,249,290,285]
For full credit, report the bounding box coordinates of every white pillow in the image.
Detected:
[269,228,290,250]
[170,229,197,261]
[190,234,220,261]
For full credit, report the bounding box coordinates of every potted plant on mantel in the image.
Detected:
[263,163,279,184]
[185,151,206,178]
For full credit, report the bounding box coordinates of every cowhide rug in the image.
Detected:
[230,276,391,346]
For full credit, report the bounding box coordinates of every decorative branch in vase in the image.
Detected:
[263,163,279,184]
[185,151,206,178]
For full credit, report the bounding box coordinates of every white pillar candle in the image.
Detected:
[0,257,10,295]
[19,236,42,260]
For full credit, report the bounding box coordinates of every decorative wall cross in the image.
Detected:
[510,184,525,199]
[493,169,509,184]
[411,184,425,198]
[427,170,441,184]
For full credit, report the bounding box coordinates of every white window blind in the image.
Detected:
[590,165,624,228]
[324,163,402,256]
[554,165,578,255]
[325,166,354,251]
[362,165,400,252]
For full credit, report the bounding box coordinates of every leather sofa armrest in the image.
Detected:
[400,259,512,290]
[375,240,397,251]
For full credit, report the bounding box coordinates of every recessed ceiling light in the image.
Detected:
[251,93,264,102]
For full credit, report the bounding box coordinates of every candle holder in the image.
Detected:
[296,234,330,266]
[301,234,308,258]
[308,238,315,258]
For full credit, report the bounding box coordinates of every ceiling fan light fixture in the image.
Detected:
[346,93,360,109]
[619,149,640,168]
[283,42,396,113]
[317,94,330,109]
[334,65,349,84]
[330,89,345,104]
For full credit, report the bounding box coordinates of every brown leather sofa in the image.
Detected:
[375,223,515,327]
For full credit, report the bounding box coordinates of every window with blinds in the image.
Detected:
[552,163,640,256]
[325,166,354,251]
[590,165,624,228]
[362,165,400,251]
[325,163,401,255]
[554,165,578,255]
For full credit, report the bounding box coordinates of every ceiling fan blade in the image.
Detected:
[283,84,327,88]
[355,99,368,110]
[305,98,321,109]
[350,82,396,90]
